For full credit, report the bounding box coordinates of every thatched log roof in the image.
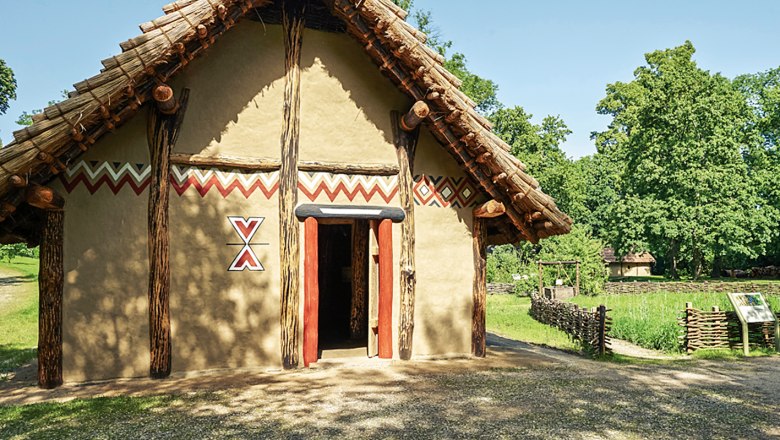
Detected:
[0,0,571,244]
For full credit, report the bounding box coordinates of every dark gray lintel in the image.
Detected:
[296,204,405,223]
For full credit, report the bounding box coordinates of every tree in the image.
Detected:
[735,68,780,265]
[0,58,16,115]
[490,106,580,217]
[595,41,774,278]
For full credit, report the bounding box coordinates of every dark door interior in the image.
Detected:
[318,223,367,350]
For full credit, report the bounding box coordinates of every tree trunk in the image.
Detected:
[146,87,189,379]
[38,210,64,389]
[391,111,419,361]
[471,217,487,357]
[279,0,305,370]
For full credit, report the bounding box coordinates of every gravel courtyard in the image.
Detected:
[1,334,779,440]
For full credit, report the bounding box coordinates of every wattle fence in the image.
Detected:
[530,294,612,356]
[606,281,780,296]
[678,304,777,352]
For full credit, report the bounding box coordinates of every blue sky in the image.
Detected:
[1,1,779,157]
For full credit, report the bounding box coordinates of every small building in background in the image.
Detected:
[602,248,655,277]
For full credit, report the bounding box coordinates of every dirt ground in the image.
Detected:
[2,334,779,439]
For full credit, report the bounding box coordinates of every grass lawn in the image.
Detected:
[571,292,780,353]
[0,257,39,379]
[487,294,579,352]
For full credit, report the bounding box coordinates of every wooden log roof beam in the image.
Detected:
[473,200,506,219]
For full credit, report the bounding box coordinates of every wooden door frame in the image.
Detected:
[298,205,403,366]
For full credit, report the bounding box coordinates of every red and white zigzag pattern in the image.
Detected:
[61,161,479,208]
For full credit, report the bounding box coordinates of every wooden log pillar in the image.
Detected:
[303,217,319,368]
[279,0,305,370]
[147,85,189,378]
[538,261,544,297]
[38,209,64,388]
[392,105,422,361]
[350,220,369,339]
[575,261,581,296]
[472,217,487,357]
[378,219,394,359]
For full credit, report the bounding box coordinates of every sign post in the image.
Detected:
[727,293,780,356]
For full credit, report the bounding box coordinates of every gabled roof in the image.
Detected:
[0,0,571,244]
[602,248,656,264]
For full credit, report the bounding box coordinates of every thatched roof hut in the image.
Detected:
[4,0,570,388]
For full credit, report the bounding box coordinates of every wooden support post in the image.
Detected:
[350,220,369,340]
[378,219,393,359]
[472,200,505,218]
[279,0,305,370]
[775,320,780,352]
[38,209,64,389]
[303,217,319,368]
[472,217,487,358]
[742,320,750,356]
[575,261,581,296]
[684,302,693,354]
[538,261,543,297]
[146,86,189,379]
[598,305,607,356]
[392,111,419,361]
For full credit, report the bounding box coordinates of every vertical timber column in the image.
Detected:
[393,104,424,361]
[471,217,487,357]
[38,209,64,388]
[147,85,189,378]
[350,220,369,339]
[378,219,394,359]
[303,217,319,367]
[279,0,305,370]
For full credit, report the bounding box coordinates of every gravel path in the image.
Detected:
[2,334,779,439]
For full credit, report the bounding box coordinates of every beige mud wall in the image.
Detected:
[57,20,478,380]
[411,130,476,357]
[57,114,151,382]
[299,29,409,166]
[58,21,288,381]
[610,263,652,277]
[169,21,286,372]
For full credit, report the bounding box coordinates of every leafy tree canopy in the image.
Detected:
[0,59,16,115]
[595,41,775,278]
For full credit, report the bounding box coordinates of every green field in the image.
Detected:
[487,295,579,352]
[571,292,780,353]
[0,257,39,379]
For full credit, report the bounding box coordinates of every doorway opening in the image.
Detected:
[317,222,368,354]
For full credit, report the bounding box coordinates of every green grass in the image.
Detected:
[0,257,39,379]
[0,395,185,439]
[571,292,780,353]
[487,295,579,352]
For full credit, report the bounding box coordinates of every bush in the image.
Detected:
[537,225,609,295]
[486,225,608,295]
[0,244,39,263]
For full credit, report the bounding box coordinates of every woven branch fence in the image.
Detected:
[530,295,612,356]
[678,304,777,352]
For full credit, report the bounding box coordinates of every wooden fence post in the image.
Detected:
[684,302,692,354]
[598,305,607,356]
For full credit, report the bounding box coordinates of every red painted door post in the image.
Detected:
[303,217,319,367]
[378,219,393,359]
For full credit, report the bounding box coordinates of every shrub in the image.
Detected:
[487,225,608,295]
